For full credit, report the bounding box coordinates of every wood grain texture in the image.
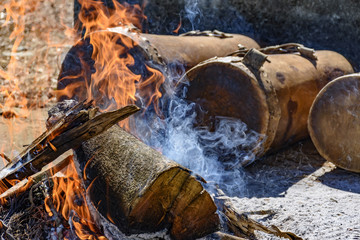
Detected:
[75,124,220,239]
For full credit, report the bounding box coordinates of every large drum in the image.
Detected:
[180,47,354,160]
[308,73,360,173]
[57,27,259,102]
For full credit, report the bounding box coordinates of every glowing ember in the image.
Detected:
[45,155,106,239]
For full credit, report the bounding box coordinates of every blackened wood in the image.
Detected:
[0,102,139,189]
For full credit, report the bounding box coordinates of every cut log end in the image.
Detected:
[76,124,219,239]
[183,59,269,135]
[308,73,360,173]
[170,190,220,240]
[127,167,220,239]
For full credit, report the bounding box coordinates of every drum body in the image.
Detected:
[308,73,360,172]
[57,27,259,102]
[182,51,354,157]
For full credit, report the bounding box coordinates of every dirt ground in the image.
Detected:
[0,1,359,240]
[229,140,360,240]
[0,0,73,160]
[0,0,74,108]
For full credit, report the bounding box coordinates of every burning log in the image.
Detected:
[57,27,259,102]
[73,118,220,239]
[180,45,354,161]
[0,155,72,201]
[0,98,219,239]
[308,73,360,173]
[0,101,139,190]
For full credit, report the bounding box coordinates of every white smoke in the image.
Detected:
[133,72,264,195]
[184,0,202,30]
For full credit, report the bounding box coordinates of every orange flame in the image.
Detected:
[57,0,165,129]
[173,19,182,34]
[0,0,75,159]
[1,0,164,238]
[45,156,106,240]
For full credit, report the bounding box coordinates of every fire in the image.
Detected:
[0,0,75,158]
[173,20,182,34]
[57,0,165,129]
[1,0,165,238]
[45,155,106,240]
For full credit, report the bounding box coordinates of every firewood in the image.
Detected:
[181,48,354,162]
[308,73,360,173]
[0,154,72,201]
[73,122,220,240]
[0,101,139,190]
[223,205,302,240]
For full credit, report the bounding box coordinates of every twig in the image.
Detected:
[0,153,11,164]
[224,205,303,240]
[41,180,64,240]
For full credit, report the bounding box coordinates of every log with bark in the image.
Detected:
[308,73,360,173]
[0,99,220,239]
[179,45,354,162]
[72,113,220,240]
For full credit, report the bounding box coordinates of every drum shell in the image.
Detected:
[308,73,360,173]
[142,33,260,68]
[183,50,354,155]
[57,27,259,101]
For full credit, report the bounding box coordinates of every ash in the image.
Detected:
[0,182,53,239]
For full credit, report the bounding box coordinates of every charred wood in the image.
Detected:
[0,101,139,190]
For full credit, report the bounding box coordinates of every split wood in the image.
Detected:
[0,101,140,190]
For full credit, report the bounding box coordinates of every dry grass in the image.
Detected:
[0,0,74,108]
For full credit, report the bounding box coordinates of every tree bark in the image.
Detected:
[74,123,220,240]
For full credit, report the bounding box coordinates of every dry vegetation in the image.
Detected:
[0,0,74,108]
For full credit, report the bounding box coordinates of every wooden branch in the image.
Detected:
[223,205,302,240]
[0,101,140,189]
[0,155,72,200]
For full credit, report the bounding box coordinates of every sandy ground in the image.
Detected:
[0,0,74,108]
[0,108,48,162]
[228,140,360,240]
[0,1,359,240]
